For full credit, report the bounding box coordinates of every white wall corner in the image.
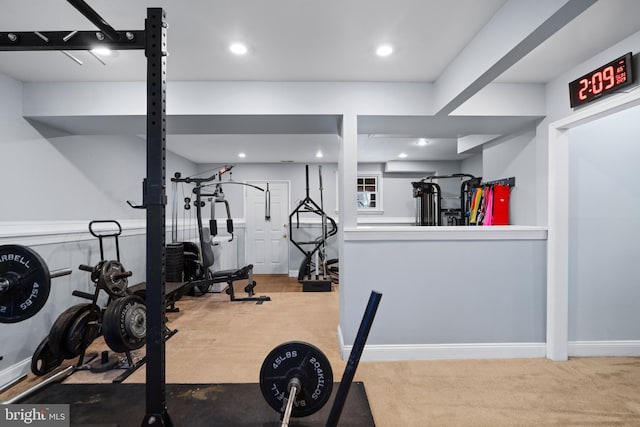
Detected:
[457,134,501,154]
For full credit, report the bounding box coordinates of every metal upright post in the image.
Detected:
[141,8,172,427]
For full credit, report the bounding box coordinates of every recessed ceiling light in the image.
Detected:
[417,138,428,146]
[376,44,393,57]
[229,43,248,55]
[91,47,112,56]
[398,152,408,158]
[238,152,246,158]
[315,150,323,158]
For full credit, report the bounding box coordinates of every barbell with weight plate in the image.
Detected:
[259,341,333,420]
[102,294,146,353]
[79,260,132,298]
[0,244,71,323]
[259,291,383,427]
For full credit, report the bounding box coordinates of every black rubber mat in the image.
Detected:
[19,382,375,426]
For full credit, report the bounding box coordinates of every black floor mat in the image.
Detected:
[19,382,375,426]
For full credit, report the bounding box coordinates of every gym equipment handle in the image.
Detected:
[88,220,122,238]
[72,290,95,300]
[78,264,95,272]
[281,377,301,427]
[50,268,72,279]
[112,271,133,280]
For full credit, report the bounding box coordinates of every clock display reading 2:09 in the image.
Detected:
[568,52,634,108]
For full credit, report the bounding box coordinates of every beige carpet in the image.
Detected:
[4,276,640,426]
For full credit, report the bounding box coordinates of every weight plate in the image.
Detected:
[259,341,333,418]
[65,304,101,358]
[31,336,63,376]
[48,304,92,360]
[0,245,51,323]
[90,261,105,283]
[103,295,146,353]
[123,301,146,339]
[99,261,128,297]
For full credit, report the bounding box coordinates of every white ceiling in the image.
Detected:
[2,0,640,164]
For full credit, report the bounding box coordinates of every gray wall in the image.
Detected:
[0,73,196,383]
[341,238,547,345]
[568,105,640,341]
[461,154,482,178]
[0,74,197,222]
[482,129,538,225]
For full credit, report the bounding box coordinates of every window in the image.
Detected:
[357,174,382,212]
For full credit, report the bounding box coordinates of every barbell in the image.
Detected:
[259,341,334,421]
[259,290,383,427]
[0,245,71,323]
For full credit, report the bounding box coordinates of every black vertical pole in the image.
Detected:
[142,8,172,427]
[325,291,382,427]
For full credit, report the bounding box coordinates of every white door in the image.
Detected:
[245,181,289,274]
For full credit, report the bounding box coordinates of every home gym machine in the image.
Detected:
[289,165,338,292]
[170,165,271,303]
[412,174,482,226]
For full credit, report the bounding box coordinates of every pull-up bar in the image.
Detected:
[67,0,120,41]
[1,4,172,426]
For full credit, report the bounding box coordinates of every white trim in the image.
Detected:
[568,341,640,357]
[0,220,146,246]
[547,87,640,362]
[336,325,345,359]
[344,225,547,241]
[335,323,545,361]
[0,358,30,391]
[339,342,546,361]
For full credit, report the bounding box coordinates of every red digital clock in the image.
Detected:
[568,52,634,108]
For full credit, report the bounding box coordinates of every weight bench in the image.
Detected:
[209,264,269,304]
[200,228,270,304]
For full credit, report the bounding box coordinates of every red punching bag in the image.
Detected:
[492,185,511,225]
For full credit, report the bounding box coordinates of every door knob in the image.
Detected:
[283,234,287,238]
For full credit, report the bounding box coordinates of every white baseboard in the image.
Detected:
[340,342,546,361]
[336,326,640,361]
[0,358,30,392]
[568,340,640,357]
[336,327,545,360]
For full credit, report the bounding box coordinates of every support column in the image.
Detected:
[142,8,172,427]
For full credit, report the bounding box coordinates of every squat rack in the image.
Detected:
[0,2,172,425]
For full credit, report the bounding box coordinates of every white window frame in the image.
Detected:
[356,172,383,214]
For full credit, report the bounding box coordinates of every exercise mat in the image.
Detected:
[19,382,375,426]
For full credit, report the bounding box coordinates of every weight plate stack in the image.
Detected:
[166,243,184,283]
[31,336,64,376]
[0,245,52,323]
[65,305,101,358]
[102,295,146,353]
[259,341,334,418]
[49,303,96,360]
